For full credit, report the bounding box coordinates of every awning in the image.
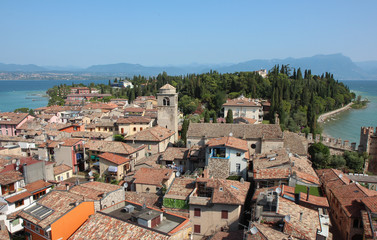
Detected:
[108,166,118,173]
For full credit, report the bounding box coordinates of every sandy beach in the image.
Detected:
[317,102,354,123]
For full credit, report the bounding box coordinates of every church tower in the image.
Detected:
[157,84,178,141]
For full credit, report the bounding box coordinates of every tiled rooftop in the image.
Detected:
[187,123,283,140]
[195,178,250,205]
[0,112,29,125]
[18,190,85,229]
[124,126,175,142]
[278,197,320,240]
[84,140,140,155]
[98,152,130,165]
[160,147,188,162]
[0,171,23,185]
[207,136,249,152]
[124,191,160,208]
[164,178,195,200]
[25,180,52,194]
[69,212,170,240]
[223,97,261,107]
[117,116,152,124]
[133,168,173,187]
[53,164,73,175]
[253,168,290,180]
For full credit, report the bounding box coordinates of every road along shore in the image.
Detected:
[317,102,354,123]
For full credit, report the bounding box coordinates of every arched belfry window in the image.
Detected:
[163,97,170,106]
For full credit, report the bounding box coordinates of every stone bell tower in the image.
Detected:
[157,84,178,141]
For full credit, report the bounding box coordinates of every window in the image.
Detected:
[353,219,359,228]
[140,127,143,131]
[163,97,170,106]
[15,199,24,208]
[33,190,46,200]
[221,210,228,219]
[194,225,201,233]
[121,128,124,134]
[133,127,136,131]
[236,152,241,157]
[236,163,241,173]
[212,148,226,158]
[66,172,70,178]
[251,144,256,149]
[194,208,201,217]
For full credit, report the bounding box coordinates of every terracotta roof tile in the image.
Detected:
[18,191,86,229]
[164,178,195,200]
[124,126,175,142]
[133,168,174,187]
[254,168,290,180]
[195,178,250,205]
[0,112,30,125]
[5,191,31,203]
[124,192,160,208]
[362,195,377,213]
[160,148,188,162]
[223,97,261,107]
[25,180,52,194]
[69,213,169,240]
[117,116,152,124]
[98,152,130,165]
[84,140,139,155]
[278,197,320,239]
[188,123,283,140]
[53,164,72,175]
[0,171,23,185]
[207,136,248,152]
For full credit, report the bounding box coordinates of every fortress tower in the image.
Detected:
[359,127,377,173]
[157,84,178,141]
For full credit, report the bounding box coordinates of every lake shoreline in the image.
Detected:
[317,102,354,123]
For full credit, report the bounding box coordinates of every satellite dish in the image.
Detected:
[275,187,282,195]
[229,132,233,137]
[250,226,258,235]
[123,182,128,188]
[284,215,291,222]
[339,174,343,179]
[88,171,93,177]
[176,172,181,177]
[16,159,20,166]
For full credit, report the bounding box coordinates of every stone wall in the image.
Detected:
[207,158,229,179]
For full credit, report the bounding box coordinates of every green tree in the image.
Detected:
[181,119,190,145]
[344,151,364,172]
[14,108,29,113]
[211,111,217,123]
[226,109,233,123]
[308,142,330,169]
[113,135,124,142]
[204,111,210,123]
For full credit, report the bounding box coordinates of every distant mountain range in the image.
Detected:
[1,54,377,80]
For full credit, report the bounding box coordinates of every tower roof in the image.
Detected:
[159,84,176,90]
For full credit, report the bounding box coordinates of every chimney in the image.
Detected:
[294,193,300,204]
[299,212,303,222]
[306,186,310,201]
[65,183,70,191]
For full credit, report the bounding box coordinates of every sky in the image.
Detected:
[1,0,377,67]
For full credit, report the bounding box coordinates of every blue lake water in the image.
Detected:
[0,79,108,112]
[322,80,377,145]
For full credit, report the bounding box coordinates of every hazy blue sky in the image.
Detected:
[1,0,377,67]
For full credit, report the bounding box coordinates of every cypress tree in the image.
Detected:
[181,119,190,145]
[226,109,233,123]
[204,111,210,123]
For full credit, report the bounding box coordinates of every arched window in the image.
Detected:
[163,97,170,106]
